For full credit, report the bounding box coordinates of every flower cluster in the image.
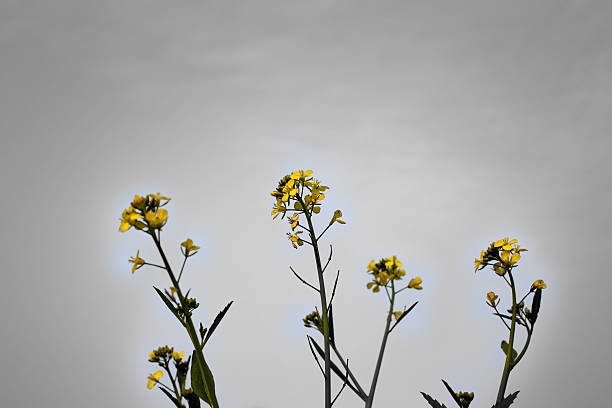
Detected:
[455,391,474,407]
[365,256,421,292]
[474,237,528,276]
[148,345,184,363]
[119,193,170,233]
[146,345,187,390]
[303,309,324,334]
[271,170,345,249]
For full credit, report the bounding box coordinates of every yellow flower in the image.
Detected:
[129,250,145,274]
[486,291,499,307]
[147,370,163,389]
[493,263,506,276]
[290,169,313,180]
[366,260,376,272]
[145,208,168,229]
[148,351,156,362]
[119,207,143,232]
[271,199,287,219]
[329,210,346,226]
[288,213,299,230]
[384,256,403,268]
[147,192,170,207]
[287,231,304,248]
[172,350,184,361]
[474,250,486,272]
[408,277,423,290]
[494,237,518,251]
[131,195,146,211]
[393,311,404,321]
[531,279,547,291]
[181,238,200,256]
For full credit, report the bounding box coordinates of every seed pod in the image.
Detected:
[529,288,542,324]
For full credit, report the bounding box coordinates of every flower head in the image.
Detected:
[531,279,547,291]
[408,276,423,290]
[147,370,163,390]
[486,291,499,307]
[119,207,144,232]
[287,231,304,248]
[181,238,200,257]
[366,256,408,292]
[129,250,145,274]
[172,350,185,361]
[145,208,168,229]
[303,309,324,334]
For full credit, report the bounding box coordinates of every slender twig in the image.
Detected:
[290,266,320,292]
[331,359,350,406]
[322,245,333,273]
[144,262,167,270]
[331,344,368,400]
[493,305,512,331]
[317,223,333,242]
[177,256,188,282]
[327,270,340,313]
[496,270,518,404]
[365,281,395,408]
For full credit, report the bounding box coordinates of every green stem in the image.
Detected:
[164,361,184,407]
[300,197,331,408]
[152,232,218,408]
[365,281,395,408]
[496,270,517,404]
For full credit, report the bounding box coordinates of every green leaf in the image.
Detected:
[492,390,520,408]
[388,301,418,333]
[185,390,202,408]
[203,301,233,347]
[501,340,518,363]
[154,286,183,324]
[190,350,218,408]
[159,388,183,408]
[441,379,463,407]
[420,392,448,408]
[529,289,542,324]
[307,335,367,401]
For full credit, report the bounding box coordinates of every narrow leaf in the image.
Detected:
[493,312,514,321]
[159,388,183,408]
[203,301,233,346]
[307,335,366,400]
[190,350,218,408]
[388,301,418,333]
[154,286,182,324]
[420,392,448,408]
[529,289,542,324]
[441,379,463,407]
[492,390,520,408]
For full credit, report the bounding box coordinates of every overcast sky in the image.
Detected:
[1,1,611,407]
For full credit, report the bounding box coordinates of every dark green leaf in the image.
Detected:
[529,289,542,324]
[185,390,201,408]
[154,286,183,324]
[441,379,463,407]
[159,388,183,408]
[420,392,448,408]
[493,312,513,321]
[492,390,520,408]
[190,350,218,408]
[203,301,233,346]
[501,341,518,363]
[307,335,366,400]
[388,301,418,333]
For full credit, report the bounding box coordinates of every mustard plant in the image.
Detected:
[270,170,423,407]
[119,193,232,408]
[421,237,547,408]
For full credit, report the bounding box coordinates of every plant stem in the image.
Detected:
[365,281,395,408]
[301,198,332,408]
[152,232,219,408]
[496,271,517,404]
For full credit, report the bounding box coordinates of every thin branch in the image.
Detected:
[327,270,340,314]
[290,266,320,292]
[384,285,392,303]
[493,306,512,331]
[316,223,333,242]
[322,244,333,273]
[331,359,350,406]
[143,262,167,270]
[177,256,188,282]
[331,344,368,400]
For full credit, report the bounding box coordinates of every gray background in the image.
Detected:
[1,1,610,407]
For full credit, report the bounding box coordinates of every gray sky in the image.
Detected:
[1,1,611,407]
